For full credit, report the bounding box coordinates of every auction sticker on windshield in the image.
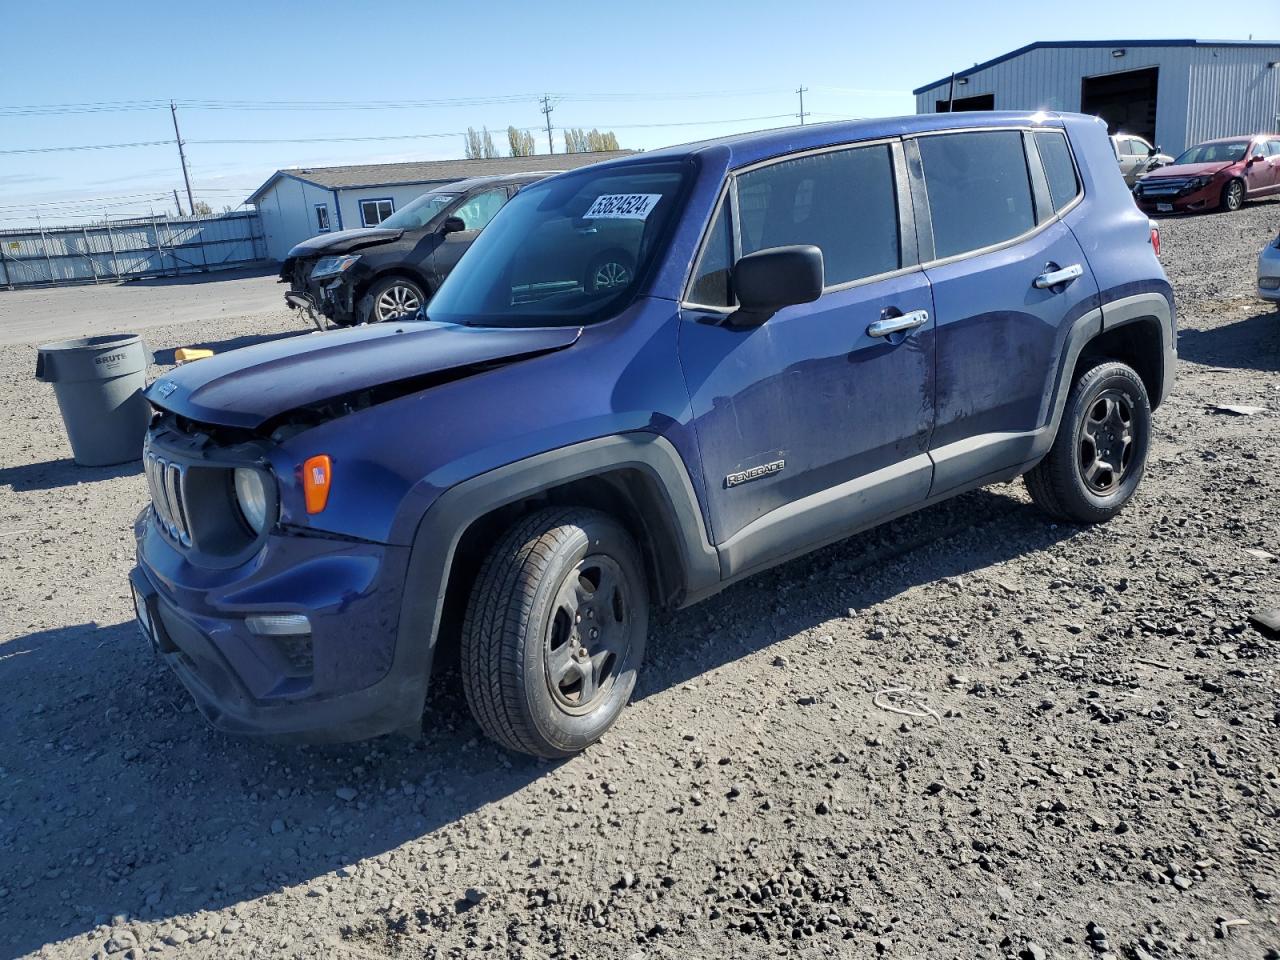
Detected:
[583,194,662,219]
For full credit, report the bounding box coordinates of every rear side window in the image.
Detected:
[917,131,1035,260]
[736,144,900,286]
[1034,130,1082,212]
[688,201,733,306]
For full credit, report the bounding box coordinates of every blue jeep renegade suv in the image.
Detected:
[130,111,1175,757]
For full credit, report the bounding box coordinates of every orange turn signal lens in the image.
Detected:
[302,455,332,514]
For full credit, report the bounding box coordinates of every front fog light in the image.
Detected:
[246,614,312,636]
[234,467,270,534]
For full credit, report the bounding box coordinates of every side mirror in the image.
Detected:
[1147,144,1159,157]
[728,245,824,328]
[1249,153,1265,165]
[441,216,466,235]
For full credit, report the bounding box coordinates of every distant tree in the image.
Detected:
[464,127,485,159]
[508,126,537,157]
[481,127,498,159]
[192,200,213,216]
[587,129,620,152]
[563,128,619,153]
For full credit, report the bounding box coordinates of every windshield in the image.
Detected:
[378,192,458,230]
[1172,140,1250,166]
[426,161,690,327]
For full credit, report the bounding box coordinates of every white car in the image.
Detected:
[1111,133,1174,187]
[1260,233,1280,305]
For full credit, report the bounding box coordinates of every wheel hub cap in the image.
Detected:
[1079,390,1135,494]
[594,262,630,290]
[376,284,421,320]
[544,555,630,713]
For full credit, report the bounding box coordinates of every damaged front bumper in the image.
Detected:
[131,509,426,741]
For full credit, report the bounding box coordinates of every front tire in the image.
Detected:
[461,507,649,758]
[1221,179,1245,212]
[1025,360,1152,524]
[365,276,426,323]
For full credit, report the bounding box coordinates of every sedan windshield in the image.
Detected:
[426,161,689,327]
[1172,140,1250,166]
[379,192,458,230]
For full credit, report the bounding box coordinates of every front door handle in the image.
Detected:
[1033,263,1084,289]
[867,309,929,338]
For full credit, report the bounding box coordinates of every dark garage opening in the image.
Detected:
[935,92,996,112]
[1081,67,1158,142]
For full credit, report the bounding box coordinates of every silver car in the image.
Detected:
[1259,232,1280,305]
[1112,134,1173,187]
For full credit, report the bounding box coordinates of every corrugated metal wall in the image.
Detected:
[915,44,1280,155]
[1186,48,1280,145]
[0,212,264,288]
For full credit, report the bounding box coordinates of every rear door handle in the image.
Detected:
[1033,263,1084,289]
[867,309,929,338]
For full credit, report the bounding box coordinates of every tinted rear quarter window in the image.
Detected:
[736,144,899,286]
[1033,130,1081,212]
[687,202,733,306]
[917,130,1035,260]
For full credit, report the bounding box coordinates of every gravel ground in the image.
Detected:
[1,203,1279,960]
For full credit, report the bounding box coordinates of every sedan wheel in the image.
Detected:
[370,279,425,322]
[1222,179,1245,212]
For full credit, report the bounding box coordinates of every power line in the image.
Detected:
[0,87,912,117]
[1,111,831,156]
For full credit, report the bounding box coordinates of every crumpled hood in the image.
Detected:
[286,227,404,258]
[146,322,582,429]
[1139,160,1233,180]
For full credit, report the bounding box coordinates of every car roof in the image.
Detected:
[581,111,1075,173]
[427,171,561,193]
[1196,135,1267,144]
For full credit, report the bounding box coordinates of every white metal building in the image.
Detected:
[914,39,1280,156]
[248,151,632,262]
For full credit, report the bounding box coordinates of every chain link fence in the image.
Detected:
[0,211,265,288]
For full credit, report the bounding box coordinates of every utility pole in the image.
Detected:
[796,85,809,125]
[173,189,183,218]
[170,100,195,216]
[946,72,957,112]
[539,95,557,154]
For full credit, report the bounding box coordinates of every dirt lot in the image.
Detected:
[1,204,1279,960]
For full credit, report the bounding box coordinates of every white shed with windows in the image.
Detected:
[247,152,632,262]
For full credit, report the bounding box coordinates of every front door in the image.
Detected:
[429,187,511,286]
[678,141,936,578]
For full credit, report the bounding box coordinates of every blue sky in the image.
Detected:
[1,0,1276,225]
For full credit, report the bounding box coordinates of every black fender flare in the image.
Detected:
[1038,290,1174,458]
[390,433,720,708]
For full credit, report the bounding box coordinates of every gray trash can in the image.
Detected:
[35,334,151,466]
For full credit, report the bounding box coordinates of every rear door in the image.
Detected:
[910,126,1100,495]
[678,140,936,576]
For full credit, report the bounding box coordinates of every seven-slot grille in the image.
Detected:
[145,452,192,546]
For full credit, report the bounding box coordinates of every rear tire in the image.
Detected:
[1025,360,1152,524]
[461,507,649,758]
[1221,179,1245,212]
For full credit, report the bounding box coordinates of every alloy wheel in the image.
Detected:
[1078,389,1135,494]
[1226,181,1244,211]
[592,261,631,291]
[374,283,422,321]
[544,555,633,714]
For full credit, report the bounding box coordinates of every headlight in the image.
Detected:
[233,468,271,534]
[1191,175,1214,189]
[310,255,360,280]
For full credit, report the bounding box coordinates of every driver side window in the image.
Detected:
[453,189,509,231]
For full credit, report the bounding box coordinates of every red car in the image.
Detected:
[1134,134,1280,214]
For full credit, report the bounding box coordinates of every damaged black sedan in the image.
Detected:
[280,172,552,327]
